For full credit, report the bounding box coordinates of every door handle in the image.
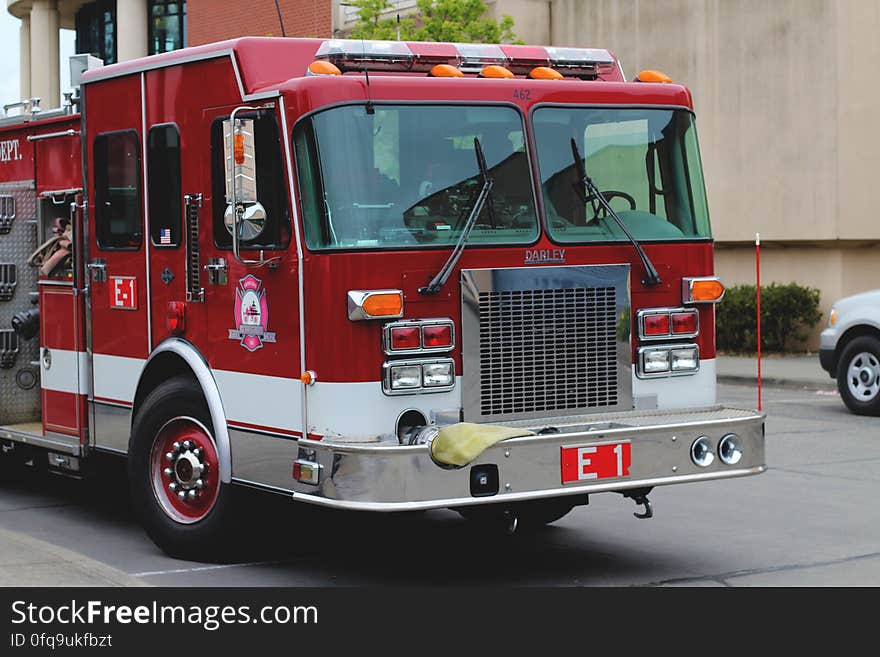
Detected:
[86,259,106,282]
[204,258,227,286]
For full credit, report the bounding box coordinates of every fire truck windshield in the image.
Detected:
[533,107,712,243]
[293,104,538,250]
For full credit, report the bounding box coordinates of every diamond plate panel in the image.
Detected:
[0,180,40,424]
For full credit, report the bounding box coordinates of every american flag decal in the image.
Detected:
[159,227,171,245]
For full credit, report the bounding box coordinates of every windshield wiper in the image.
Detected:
[419,137,494,295]
[570,138,662,287]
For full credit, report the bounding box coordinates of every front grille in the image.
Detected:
[461,265,631,422]
[479,287,618,416]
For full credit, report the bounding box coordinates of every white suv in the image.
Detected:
[820,290,880,414]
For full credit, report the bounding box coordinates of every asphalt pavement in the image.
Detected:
[0,356,877,586]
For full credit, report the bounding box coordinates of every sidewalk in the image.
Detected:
[0,527,146,587]
[716,353,835,391]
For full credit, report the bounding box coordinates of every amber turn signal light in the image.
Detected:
[682,277,725,304]
[347,290,404,321]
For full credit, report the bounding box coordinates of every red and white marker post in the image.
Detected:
[756,232,762,412]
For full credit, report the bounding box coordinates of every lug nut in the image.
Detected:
[172,441,181,453]
[163,467,173,477]
[187,490,198,500]
[195,479,204,489]
[165,452,174,462]
[193,448,203,459]
[183,440,192,451]
[169,482,178,492]
[177,491,186,500]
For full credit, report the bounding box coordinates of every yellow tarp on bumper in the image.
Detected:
[430,422,536,467]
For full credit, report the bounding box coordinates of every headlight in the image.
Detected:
[423,361,454,387]
[718,433,743,465]
[383,358,456,395]
[670,347,699,372]
[638,344,699,378]
[690,436,715,467]
[643,349,671,373]
[390,364,421,390]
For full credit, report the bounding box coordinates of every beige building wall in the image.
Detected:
[487,0,550,44]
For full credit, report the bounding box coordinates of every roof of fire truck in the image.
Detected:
[78,37,693,109]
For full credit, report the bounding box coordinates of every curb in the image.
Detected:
[0,527,148,587]
[717,374,838,393]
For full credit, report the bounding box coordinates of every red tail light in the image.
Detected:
[423,324,453,348]
[390,326,420,350]
[643,314,670,336]
[166,301,186,335]
[671,311,698,335]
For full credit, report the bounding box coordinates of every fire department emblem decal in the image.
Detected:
[228,275,276,352]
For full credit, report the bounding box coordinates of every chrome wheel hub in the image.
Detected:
[165,441,207,500]
[847,352,880,401]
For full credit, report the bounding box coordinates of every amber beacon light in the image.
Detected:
[308,60,342,76]
[635,69,673,83]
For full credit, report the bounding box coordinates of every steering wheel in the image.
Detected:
[585,189,636,223]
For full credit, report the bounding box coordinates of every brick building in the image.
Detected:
[187,0,331,46]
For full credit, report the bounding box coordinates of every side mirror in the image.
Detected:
[223,115,267,242]
[224,201,266,241]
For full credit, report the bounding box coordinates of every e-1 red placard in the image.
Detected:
[109,276,137,310]
[561,442,631,484]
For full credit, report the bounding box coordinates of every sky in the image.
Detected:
[1,9,76,109]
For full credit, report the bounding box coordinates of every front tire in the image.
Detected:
[837,335,880,415]
[129,376,241,561]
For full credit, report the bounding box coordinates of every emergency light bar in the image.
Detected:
[313,39,617,78]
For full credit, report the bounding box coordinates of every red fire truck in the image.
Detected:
[0,38,765,559]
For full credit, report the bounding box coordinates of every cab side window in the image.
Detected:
[148,124,182,247]
[94,130,143,250]
[210,113,290,250]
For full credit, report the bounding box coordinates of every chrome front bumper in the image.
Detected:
[287,405,765,512]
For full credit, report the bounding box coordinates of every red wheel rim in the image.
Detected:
[150,417,220,524]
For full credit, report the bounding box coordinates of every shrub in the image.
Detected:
[715,283,822,353]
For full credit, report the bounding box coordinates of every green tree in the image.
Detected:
[349,0,519,43]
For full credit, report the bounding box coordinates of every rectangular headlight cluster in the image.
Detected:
[383,358,455,395]
[637,344,700,378]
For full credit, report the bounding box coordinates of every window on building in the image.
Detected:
[149,1,187,55]
[94,131,143,250]
[75,1,117,65]
[148,124,182,247]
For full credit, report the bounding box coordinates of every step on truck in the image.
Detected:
[0,38,765,559]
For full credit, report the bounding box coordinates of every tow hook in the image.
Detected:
[503,509,518,535]
[623,488,654,519]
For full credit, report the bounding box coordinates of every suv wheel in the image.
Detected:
[837,335,880,415]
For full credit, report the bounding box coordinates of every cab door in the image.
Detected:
[84,78,150,450]
[189,102,303,439]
